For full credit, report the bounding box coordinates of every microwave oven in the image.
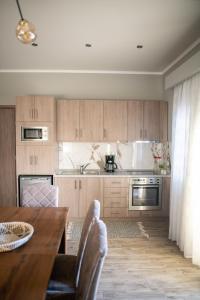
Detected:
[21,126,48,141]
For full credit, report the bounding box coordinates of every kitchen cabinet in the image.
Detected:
[159,101,168,142]
[55,177,103,218]
[79,100,103,141]
[103,101,127,142]
[55,178,79,218]
[57,100,79,142]
[143,100,160,141]
[57,100,103,142]
[16,145,56,175]
[16,96,55,122]
[128,100,167,141]
[103,177,128,217]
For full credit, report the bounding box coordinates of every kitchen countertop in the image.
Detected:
[54,169,171,178]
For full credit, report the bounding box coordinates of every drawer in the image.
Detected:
[104,178,129,188]
[104,207,128,218]
[104,197,128,208]
[104,187,128,198]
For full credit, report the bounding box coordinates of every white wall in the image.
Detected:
[165,49,200,89]
[0,73,164,105]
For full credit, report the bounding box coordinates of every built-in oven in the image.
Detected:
[21,126,48,141]
[129,177,162,210]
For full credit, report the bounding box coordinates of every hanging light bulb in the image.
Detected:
[16,0,37,45]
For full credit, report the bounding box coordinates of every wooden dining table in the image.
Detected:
[0,207,68,300]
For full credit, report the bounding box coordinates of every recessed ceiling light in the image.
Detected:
[137,45,143,49]
[85,43,92,48]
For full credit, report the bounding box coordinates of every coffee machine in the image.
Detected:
[104,155,118,172]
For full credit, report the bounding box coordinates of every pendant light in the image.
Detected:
[16,0,37,45]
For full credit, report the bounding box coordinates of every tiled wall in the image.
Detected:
[58,142,170,171]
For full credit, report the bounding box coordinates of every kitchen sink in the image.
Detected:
[81,170,100,175]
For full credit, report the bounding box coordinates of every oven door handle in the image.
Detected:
[132,185,160,188]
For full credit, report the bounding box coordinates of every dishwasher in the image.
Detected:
[18,175,53,206]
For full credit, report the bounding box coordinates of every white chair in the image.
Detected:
[47,200,101,295]
[21,182,58,207]
[46,217,108,300]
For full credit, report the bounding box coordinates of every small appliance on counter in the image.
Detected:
[104,155,118,172]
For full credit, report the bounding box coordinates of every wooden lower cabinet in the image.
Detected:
[103,177,129,217]
[16,145,56,175]
[55,177,103,218]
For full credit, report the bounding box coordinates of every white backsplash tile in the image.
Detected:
[58,142,156,170]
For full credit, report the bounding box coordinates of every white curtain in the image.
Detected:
[169,72,200,265]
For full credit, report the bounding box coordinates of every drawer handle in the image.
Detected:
[111,182,121,184]
[111,192,120,195]
[111,212,120,215]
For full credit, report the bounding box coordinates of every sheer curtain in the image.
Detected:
[169,72,200,265]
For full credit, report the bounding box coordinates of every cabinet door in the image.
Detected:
[79,178,103,218]
[57,100,79,141]
[55,177,79,218]
[143,100,160,141]
[16,145,35,174]
[79,100,103,142]
[16,96,35,122]
[34,96,55,122]
[103,101,127,142]
[34,146,56,174]
[127,100,143,141]
[160,101,168,142]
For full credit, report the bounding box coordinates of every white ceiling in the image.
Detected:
[0,0,200,73]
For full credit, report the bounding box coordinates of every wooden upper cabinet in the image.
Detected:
[34,96,55,122]
[103,101,127,142]
[159,101,168,142]
[128,101,143,141]
[16,96,55,122]
[57,100,79,142]
[143,100,160,141]
[16,96,35,122]
[79,100,103,142]
[128,100,168,142]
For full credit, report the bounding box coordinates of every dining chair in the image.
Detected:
[21,182,58,207]
[46,217,108,300]
[47,199,101,294]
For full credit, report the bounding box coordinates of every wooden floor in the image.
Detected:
[96,218,200,300]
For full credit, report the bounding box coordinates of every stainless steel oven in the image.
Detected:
[21,126,48,141]
[129,177,162,210]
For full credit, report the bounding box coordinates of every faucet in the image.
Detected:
[80,163,90,174]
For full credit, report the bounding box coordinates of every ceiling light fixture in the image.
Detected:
[15,0,37,46]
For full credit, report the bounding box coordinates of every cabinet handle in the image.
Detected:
[79,129,82,138]
[144,129,147,138]
[111,201,120,204]
[75,129,79,138]
[35,109,38,119]
[31,109,34,120]
[35,156,38,165]
[111,182,121,184]
[79,180,82,190]
[140,129,143,139]
[111,212,120,215]
[29,109,32,119]
[30,156,33,165]
[103,129,106,138]
[111,192,120,195]
[74,180,77,189]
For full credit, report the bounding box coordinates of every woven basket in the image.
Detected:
[0,222,34,252]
